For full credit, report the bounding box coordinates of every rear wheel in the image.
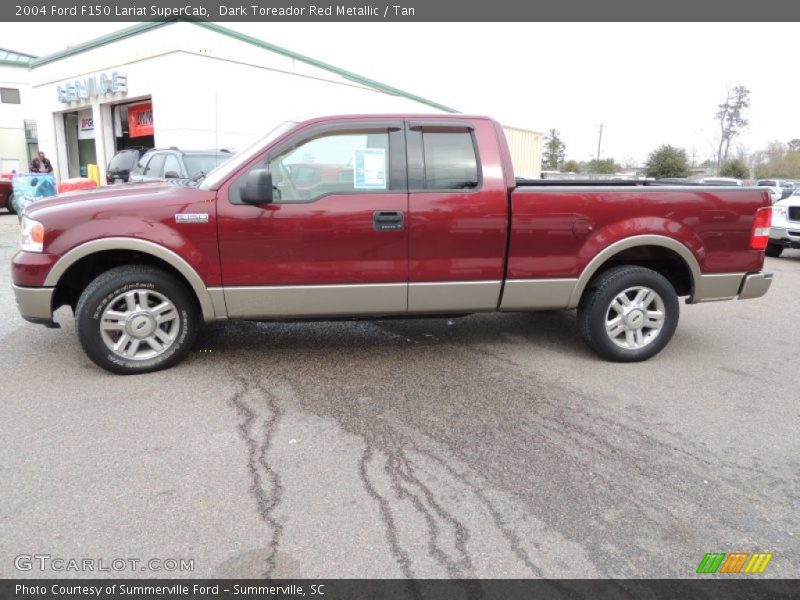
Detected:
[578,266,679,362]
[75,265,199,374]
[765,242,783,258]
[6,193,16,215]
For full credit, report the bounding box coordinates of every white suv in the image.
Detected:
[757,179,794,204]
[768,187,800,257]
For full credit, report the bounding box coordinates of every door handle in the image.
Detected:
[373,210,405,231]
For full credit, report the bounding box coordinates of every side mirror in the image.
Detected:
[164,171,179,179]
[241,169,273,204]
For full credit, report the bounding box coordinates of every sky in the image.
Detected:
[1,21,797,165]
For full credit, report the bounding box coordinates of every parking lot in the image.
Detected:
[0,210,798,578]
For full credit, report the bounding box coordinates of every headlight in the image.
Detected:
[20,216,44,253]
[774,204,788,219]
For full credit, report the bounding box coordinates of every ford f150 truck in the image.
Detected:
[12,115,774,374]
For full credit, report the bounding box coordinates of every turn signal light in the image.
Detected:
[750,206,772,250]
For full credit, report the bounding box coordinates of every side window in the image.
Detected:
[144,154,166,178]
[266,130,390,202]
[421,131,479,190]
[163,154,182,177]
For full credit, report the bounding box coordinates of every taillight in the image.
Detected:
[750,206,772,250]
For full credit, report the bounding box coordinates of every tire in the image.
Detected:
[765,242,783,258]
[6,193,16,215]
[75,265,199,374]
[578,265,679,362]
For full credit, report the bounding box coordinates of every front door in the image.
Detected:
[217,120,409,318]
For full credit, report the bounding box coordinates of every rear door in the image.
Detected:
[405,119,509,312]
[216,119,409,318]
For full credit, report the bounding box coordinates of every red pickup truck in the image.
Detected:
[12,114,773,374]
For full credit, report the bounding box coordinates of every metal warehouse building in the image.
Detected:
[0,21,541,183]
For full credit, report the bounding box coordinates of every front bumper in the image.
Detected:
[769,226,800,249]
[12,284,59,327]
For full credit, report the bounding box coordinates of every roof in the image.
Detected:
[27,20,458,113]
[0,47,37,67]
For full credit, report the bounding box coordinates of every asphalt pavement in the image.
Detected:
[0,211,798,579]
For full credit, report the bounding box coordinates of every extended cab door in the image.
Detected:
[406,119,510,312]
[216,119,409,318]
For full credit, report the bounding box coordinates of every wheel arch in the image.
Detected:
[45,238,221,322]
[568,235,702,308]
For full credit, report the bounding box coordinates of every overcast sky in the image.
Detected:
[1,22,796,165]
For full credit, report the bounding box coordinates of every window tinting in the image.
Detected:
[0,88,20,104]
[422,131,478,190]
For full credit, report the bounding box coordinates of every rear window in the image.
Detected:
[108,150,140,172]
[758,180,777,186]
[422,131,479,190]
[184,154,231,178]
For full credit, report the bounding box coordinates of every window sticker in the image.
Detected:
[353,148,387,189]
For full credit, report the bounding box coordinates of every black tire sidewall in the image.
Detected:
[765,243,782,258]
[7,193,16,214]
[581,267,679,362]
[76,268,197,374]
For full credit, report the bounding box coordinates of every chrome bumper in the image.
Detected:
[738,272,772,300]
[12,284,59,327]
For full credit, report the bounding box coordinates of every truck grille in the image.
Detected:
[789,206,800,221]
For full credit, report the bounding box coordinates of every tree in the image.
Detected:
[561,159,581,173]
[715,86,750,171]
[542,129,566,170]
[586,158,618,174]
[753,141,800,179]
[719,158,749,179]
[644,145,690,179]
[788,139,800,152]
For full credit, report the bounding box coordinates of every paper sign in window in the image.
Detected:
[353,148,387,189]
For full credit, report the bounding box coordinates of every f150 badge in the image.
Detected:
[175,213,209,224]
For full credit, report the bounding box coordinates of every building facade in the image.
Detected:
[0,48,38,174]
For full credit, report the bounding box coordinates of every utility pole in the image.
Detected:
[596,123,604,160]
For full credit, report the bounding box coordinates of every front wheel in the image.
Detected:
[765,242,783,258]
[578,266,679,362]
[75,265,199,374]
[6,193,16,215]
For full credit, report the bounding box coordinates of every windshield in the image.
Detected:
[200,121,297,189]
[184,153,232,178]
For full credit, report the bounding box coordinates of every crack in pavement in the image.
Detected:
[229,368,284,578]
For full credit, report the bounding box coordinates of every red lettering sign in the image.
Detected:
[128,102,154,138]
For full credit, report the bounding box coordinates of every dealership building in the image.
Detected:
[0,21,542,183]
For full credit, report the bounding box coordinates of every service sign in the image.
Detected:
[56,71,127,103]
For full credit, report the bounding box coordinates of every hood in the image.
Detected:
[26,181,206,220]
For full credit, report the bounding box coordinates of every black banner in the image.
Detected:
[3,579,799,600]
[3,0,800,22]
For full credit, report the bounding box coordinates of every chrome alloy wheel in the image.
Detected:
[99,289,180,360]
[604,286,666,350]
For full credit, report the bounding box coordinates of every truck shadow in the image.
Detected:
[196,310,590,358]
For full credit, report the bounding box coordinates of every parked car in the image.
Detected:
[0,176,14,214]
[129,148,232,183]
[757,179,793,203]
[767,187,800,257]
[12,114,773,374]
[699,177,743,186]
[106,147,149,184]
